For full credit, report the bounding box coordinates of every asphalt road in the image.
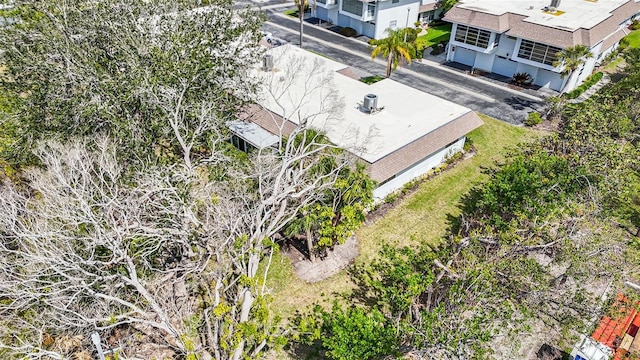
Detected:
[262,11,546,124]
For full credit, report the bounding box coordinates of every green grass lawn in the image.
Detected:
[622,29,640,49]
[283,9,298,17]
[415,23,452,50]
[266,116,543,321]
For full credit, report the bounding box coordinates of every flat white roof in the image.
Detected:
[254,45,473,163]
[456,0,629,31]
[227,120,279,149]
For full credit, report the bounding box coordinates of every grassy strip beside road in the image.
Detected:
[267,115,542,320]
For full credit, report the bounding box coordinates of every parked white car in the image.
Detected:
[260,31,274,44]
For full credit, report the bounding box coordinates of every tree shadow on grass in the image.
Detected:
[284,340,326,360]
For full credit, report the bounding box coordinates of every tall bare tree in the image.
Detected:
[0,140,206,358]
[0,45,359,360]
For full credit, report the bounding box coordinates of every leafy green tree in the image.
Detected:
[295,303,399,360]
[624,48,640,75]
[286,163,375,260]
[0,2,364,359]
[369,28,416,78]
[285,205,323,261]
[553,45,593,92]
[616,173,640,237]
[0,0,265,167]
[297,36,640,360]
[460,144,588,231]
[437,0,459,14]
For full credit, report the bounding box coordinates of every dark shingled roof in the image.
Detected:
[239,104,483,184]
[444,0,639,49]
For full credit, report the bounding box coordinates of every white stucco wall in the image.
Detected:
[373,0,420,39]
[444,17,622,92]
[495,36,517,58]
[316,7,339,24]
[474,52,494,72]
[373,137,466,200]
[337,12,366,34]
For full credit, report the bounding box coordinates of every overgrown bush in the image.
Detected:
[512,72,533,86]
[525,112,543,126]
[383,192,399,204]
[338,27,357,37]
[444,151,463,164]
[566,72,603,99]
[630,19,640,30]
[430,42,447,55]
[463,137,474,152]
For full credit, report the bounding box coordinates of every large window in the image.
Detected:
[341,0,362,16]
[231,135,255,153]
[517,40,561,66]
[454,25,491,48]
[366,4,375,17]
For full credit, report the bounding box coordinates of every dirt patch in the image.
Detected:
[283,235,358,283]
[534,118,561,133]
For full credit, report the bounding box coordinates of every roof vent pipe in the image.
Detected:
[263,54,274,71]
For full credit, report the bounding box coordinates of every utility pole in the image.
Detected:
[403,7,411,42]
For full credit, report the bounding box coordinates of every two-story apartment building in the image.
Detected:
[313,0,442,39]
[443,0,640,92]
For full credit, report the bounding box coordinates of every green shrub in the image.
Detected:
[338,27,357,37]
[512,72,533,86]
[359,75,385,85]
[384,192,399,204]
[430,43,446,55]
[445,151,463,164]
[566,72,603,99]
[525,112,543,126]
[463,137,474,152]
[630,19,640,30]
[620,37,630,51]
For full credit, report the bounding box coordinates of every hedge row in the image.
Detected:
[566,72,603,99]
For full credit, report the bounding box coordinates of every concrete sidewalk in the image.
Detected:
[263,11,547,124]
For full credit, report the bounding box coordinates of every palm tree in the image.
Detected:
[369,28,416,78]
[553,45,593,92]
[294,0,313,48]
[285,207,320,261]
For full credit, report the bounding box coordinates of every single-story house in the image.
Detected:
[230,45,483,200]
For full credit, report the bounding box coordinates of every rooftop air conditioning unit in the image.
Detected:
[363,94,378,112]
[263,54,274,71]
[550,0,561,9]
